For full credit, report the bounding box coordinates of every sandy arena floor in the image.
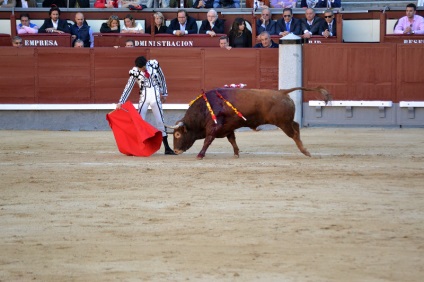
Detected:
[0,128,423,281]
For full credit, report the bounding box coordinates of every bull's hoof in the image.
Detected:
[303,150,311,157]
[196,155,204,160]
[234,154,239,158]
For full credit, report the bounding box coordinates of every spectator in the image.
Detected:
[256,7,277,36]
[254,31,278,48]
[228,18,252,48]
[70,12,94,48]
[145,12,167,34]
[246,0,269,9]
[16,0,37,7]
[39,6,70,34]
[69,0,89,7]
[321,9,337,37]
[193,0,213,8]
[219,35,232,49]
[394,3,424,35]
[125,39,135,47]
[301,7,324,38]
[166,10,198,36]
[169,0,193,8]
[73,39,84,48]
[276,8,302,36]
[121,0,142,8]
[116,56,176,155]
[213,0,240,8]
[94,0,118,8]
[146,0,169,8]
[199,9,225,36]
[270,0,296,8]
[100,15,121,33]
[42,0,66,7]
[300,0,341,8]
[121,14,144,34]
[12,36,23,47]
[17,13,39,34]
[1,0,16,7]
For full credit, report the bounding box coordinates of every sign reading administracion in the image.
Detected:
[134,40,194,47]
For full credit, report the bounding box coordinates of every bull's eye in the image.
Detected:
[175,132,181,139]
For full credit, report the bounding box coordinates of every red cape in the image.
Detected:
[106,102,162,157]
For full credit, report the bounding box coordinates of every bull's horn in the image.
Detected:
[164,121,184,129]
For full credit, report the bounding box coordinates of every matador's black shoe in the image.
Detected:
[163,136,177,155]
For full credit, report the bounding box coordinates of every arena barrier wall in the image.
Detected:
[0,44,423,129]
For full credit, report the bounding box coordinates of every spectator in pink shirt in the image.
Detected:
[394,3,424,35]
[17,13,39,34]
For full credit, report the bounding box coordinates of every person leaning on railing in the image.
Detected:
[121,14,144,34]
[100,15,121,33]
[17,13,39,34]
[276,8,302,36]
[256,7,277,37]
[199,9,225,37]
[320,9,336,38]
[145,12,167,34]
[166,9,198,36]
[300,7,324,39]
[39,6,70,34]
[393,3,424,35]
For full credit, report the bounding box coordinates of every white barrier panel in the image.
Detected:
[309,100,393,107]
[399,101,424,108]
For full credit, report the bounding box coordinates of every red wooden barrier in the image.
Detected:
[0,33,11,46]
[20,33,72,47]
[94,33,227,48]
[0,45,422,105]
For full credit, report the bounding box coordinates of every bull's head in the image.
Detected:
[165,121,196,155]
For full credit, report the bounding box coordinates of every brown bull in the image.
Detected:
[166,87,331,159]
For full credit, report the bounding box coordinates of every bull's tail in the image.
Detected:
[283,86,332,105]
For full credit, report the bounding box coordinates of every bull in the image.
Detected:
[166,87,331,159]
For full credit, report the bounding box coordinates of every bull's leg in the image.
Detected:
[197,135,216,160]
[279,121,311,157]
[226,131,240,158]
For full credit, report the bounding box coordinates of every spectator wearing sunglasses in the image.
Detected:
[276,8,302,36]
[321,9,336,37]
